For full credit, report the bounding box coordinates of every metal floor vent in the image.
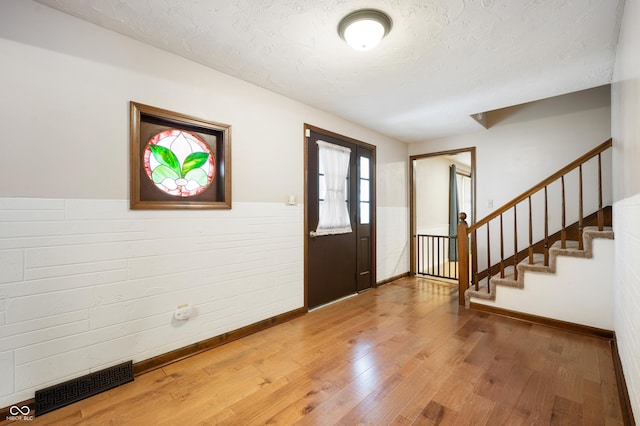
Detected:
[35,360,134,417]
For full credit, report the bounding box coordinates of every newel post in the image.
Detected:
[457,212,469,307]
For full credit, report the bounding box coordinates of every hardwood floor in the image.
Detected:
[26,277,624,425]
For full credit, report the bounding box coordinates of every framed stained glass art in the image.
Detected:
[130,102,231,209]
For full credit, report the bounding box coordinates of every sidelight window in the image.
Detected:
[359,156,370,224]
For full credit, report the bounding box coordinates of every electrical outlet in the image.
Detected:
[174,305,192,321]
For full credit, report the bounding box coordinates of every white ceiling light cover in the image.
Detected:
[338,9,392,51]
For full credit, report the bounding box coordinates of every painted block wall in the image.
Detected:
[612,0,640,418]
[0,1,409,407]
[0,199,302,404]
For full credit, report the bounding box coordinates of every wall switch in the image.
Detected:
[488,199,494,209]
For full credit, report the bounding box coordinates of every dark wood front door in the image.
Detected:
[305,125,375,309]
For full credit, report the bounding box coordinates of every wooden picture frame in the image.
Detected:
[130,102,231,210]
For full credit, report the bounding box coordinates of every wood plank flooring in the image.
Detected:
[25,277,624,425]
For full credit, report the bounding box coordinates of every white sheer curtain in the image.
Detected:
[314,140,352,236]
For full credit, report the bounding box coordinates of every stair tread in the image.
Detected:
[552,240,579,248]
[550,240,585,251]
[584,225,613,232]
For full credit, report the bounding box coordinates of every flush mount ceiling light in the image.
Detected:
[338,9,392,51]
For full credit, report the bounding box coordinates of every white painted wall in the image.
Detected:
[0,1,408,207]
[612,0,640,419]
[409,86,612,221]
[472,238,614,330]
[415,157,450,233]
[409,86,612,269]
[0,1,409,407]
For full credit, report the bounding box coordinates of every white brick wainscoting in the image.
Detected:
[0,198,304,407]
[0,198,410,407]
[377,207,410,280]
[614,193,640,417]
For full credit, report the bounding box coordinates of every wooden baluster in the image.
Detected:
[544,186,549,266]
[513,205,518,281]
[486,221,491,286]
[528,196,534,264]
[579,164,584,251]
[457,213,469,306]
[472,230,479,291]
[499,213,505,278]
[561,175,567,249]
[598,153,604,231]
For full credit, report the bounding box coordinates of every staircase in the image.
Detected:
[456,139,614,329]
[465,226,614,328]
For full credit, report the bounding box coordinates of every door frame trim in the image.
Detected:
[409,147,476,276]
[304,124,377,310]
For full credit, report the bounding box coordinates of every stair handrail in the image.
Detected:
[457,138,612,305]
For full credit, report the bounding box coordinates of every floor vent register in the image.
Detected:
[35,360,134,416]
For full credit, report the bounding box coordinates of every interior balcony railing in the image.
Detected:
[416,234,459,280]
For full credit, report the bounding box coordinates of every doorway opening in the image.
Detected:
[410,148,476,282]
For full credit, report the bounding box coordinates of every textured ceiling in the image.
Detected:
[36,0,625,143]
